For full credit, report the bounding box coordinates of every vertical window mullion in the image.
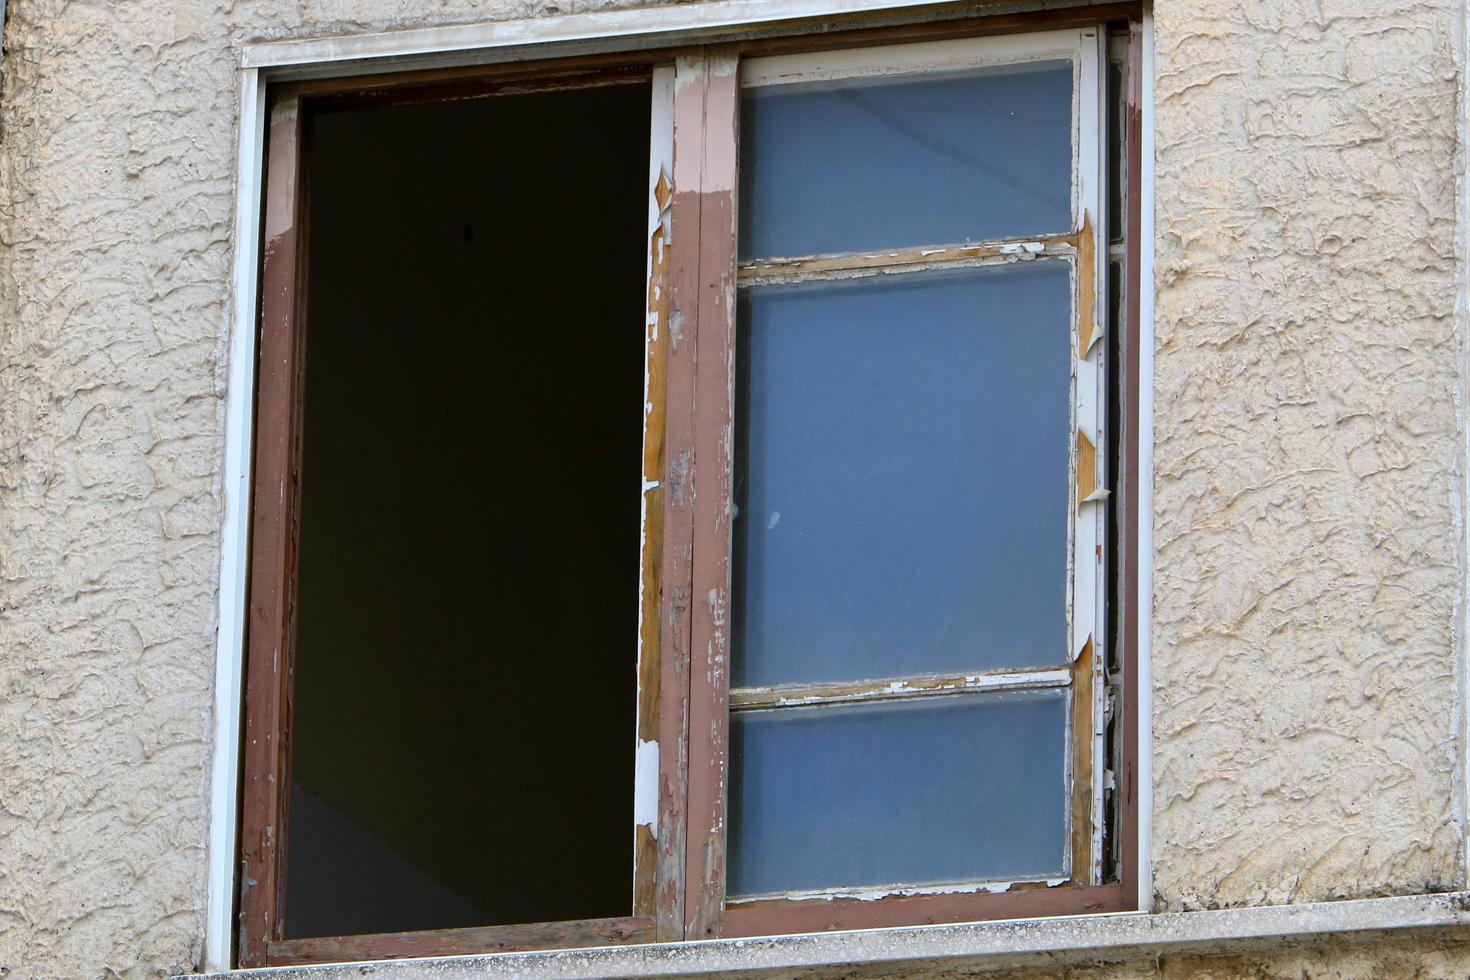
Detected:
[680,46,743,941]
[635,63,680,937]
[705,21,1134,942]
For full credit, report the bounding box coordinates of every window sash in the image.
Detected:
[682,26,1122,938]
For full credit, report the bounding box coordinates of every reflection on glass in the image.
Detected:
[733,264,1071,688]
[739,61,1074,258]
[728,691,1069,896]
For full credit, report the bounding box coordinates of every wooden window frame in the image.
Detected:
[237,3,1144,968]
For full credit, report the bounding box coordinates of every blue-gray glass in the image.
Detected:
[728,691,1068,895]
[739,61,1073,259]
[733,264,1071,688]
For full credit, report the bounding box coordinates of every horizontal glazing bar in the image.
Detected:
[737,232,1077,285]
[726,874,1070,906]
[731,666,1071,711]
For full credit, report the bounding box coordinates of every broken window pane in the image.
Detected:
[732,263,1071,688]
[739,61,1073,259]
[728,691,1069,896]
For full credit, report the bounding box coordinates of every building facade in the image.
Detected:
[1,0,1469,976]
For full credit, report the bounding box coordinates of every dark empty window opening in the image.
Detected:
[280,80,652,940]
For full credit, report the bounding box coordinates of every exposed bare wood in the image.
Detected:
[1077,211,1099,355]
[651,52,711,944]
[634,157,674,919]
[738,233,1076,285]
[265,917,656,966]
[634,824,660,919]
[1070,636,1096,885]
[683,47,741,942]
[1078,428,1098,505]
[730,666,1070,711]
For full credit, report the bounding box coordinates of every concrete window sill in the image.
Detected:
[196,891,1470,978]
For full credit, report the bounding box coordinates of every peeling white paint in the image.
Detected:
[634,738,660,833]
[737,666,1071,710]
[732,877,1069,906]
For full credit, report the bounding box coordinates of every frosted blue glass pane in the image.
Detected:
[733,264,1070,688]
[728,691,1068,895]
[739,62,1073,259]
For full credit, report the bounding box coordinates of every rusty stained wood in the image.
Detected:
[633,170,672,919]
[239,86,310,969]
[264,917,657,966]
[1068,636,1097,885]
[1077,428,1099,505]
[737,233,1077,285]
[644,51,722,945]
[682,47,741,942]
[730,666,1070,711]
[1076,211,1100,356]
[633,64,675,920]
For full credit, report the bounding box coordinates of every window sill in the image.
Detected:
[199,891,1470,978]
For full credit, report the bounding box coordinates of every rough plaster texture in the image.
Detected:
[693,936,1470,980]
[0,0,1466,977]
[0,3,669,977]
[1150,0,1467,910]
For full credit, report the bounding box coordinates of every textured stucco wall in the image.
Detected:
[0,0,1465,977]
[1150,0,1467,910]
[775,932,1470,979]
[0,3,657,977]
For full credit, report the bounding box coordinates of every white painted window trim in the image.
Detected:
[207,66,266,975]
[241,0,1078,73]
[1460,0,1470,894]
[1137,6,1156,916]
[207,5,1157,971]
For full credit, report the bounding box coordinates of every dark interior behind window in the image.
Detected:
[283,81,651,939]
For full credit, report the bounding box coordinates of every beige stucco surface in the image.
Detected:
[1150,0,1466,911]
[0,0,1465,976]
[723,933,1470,978]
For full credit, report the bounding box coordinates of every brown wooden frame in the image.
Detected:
[681,14,1145,940]
[238,3,1144,968]
[238,64,677,968]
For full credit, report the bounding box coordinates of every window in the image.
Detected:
[238,7,1143,968]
